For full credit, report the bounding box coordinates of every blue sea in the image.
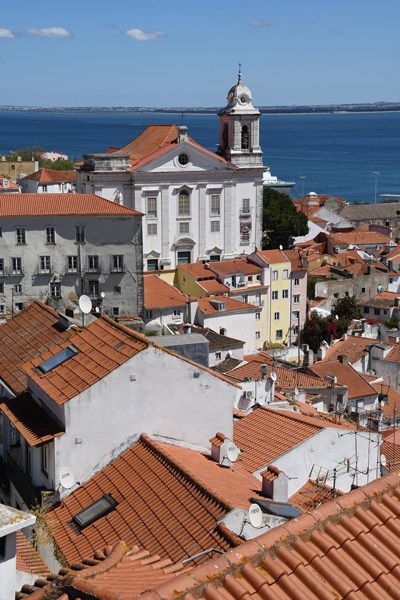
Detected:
[0,110,399,204]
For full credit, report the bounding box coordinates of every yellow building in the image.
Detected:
[248,250,292,345]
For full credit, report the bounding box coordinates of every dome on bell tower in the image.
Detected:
[221,66,258,115]
[217,66,263,168]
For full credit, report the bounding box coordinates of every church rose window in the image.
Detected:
[178,153,189,166]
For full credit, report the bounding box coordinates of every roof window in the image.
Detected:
[72,494,118,529]
[38,345,78,374]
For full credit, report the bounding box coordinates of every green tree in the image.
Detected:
[333,296,362,321]
[262,187,308,249]
[7,146,43,161]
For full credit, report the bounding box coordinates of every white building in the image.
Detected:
[0,193,143,319]
[19,168,76,194]
[0,315,238,510]
[76,71,264,270]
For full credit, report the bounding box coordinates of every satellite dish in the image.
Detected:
[95,306,100,313]
[248,503,263,528]
[381,454,387,467]
[294,387,299,396]
[59,466,75,489]
[78,295,92,314]
[270,371,277,382]
[226,442,240,463]
[100,291,105,299]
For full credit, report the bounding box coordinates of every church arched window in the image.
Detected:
[222,124,228,149]
[241,125,249,150]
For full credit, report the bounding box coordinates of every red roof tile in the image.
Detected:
[0,193,142,216]
[208,259,262,277]
[289,478,343,512]
[21,168,76,183]
[24,316,149,405]
[253,249,290,264]
[149,470,400,600]
[197,296,258,315]
[308,360,377,400]
[0,300,75,395]
[233,407,323,472]
[0,392,64,446]
[16,531,51,577]
[44,435,234,566]
[144,275,189,309]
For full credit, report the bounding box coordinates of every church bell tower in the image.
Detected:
[218,66,263,168]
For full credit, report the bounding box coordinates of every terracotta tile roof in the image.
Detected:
[0,193,142,216]
[330,229,393,246]
[24,316,149,405]
[144,275,189,309]
[177,262,217,278]
[198,279,229,294]
[190,326,244,349]
[110,124,230,171]
[149,470,400,600]
[384,343,400,363]
[44,434,234,566]
[253,249,290,264]
[149,437,265,510]
[197,296,258,315]
[308,360,377,400]
[21,168,76,183]
[0,392,64,446]
[233,407,323,472]
[378,385,400,420]
[227,358,332,389]
[209,259,262,277]
[260,465,282,481]
[212,356,243,374]
[0,300,75,395]
[323,335,377,363]
[0,177,20,190]
[363,290,400,309]
[381,440,400,472]
[281,248,306,271]
[289,478,343,512]
[16,542,187,599]
[16,532,51,579]
[111,124,179,165]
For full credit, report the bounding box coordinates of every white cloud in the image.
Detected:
[125,28,166,41]
[27,27,71,38]
[0,28,14,39]
[250,20,273,28]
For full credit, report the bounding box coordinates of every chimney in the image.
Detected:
[302,344,314,367]
[261,466,289,502]
[317,341,328,360]
[338,355,348,364]
[177,125,188,143]
[209,433,240,468]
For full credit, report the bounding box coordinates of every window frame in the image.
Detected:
[178,189,191,217]
[39,255,51,274]
[111,255,124,273]
[75,225,86,243]
[146,196,157,219]
[67,255,78,273]
[16,228,26,245]
[45,226,55,244]
[210,194,220,216]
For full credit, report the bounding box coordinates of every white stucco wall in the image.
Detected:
[253,427,380,496]
[196,309,259,355]
[52,344,237,492]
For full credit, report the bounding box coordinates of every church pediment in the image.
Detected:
[134,140,235,174]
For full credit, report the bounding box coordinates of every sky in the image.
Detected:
[1,0,400,107]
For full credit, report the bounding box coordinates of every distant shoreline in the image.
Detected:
[1,104,400,115]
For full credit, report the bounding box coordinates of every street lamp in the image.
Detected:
[300,176,306,197]
[373,171,380,204]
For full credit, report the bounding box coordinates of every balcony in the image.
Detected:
[84,262,103,275]
[6,267,24,277]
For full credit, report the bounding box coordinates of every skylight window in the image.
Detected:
[72,494,118,529]
[38,345,78,374]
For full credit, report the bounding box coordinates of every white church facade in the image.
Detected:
[76,72,265,270]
